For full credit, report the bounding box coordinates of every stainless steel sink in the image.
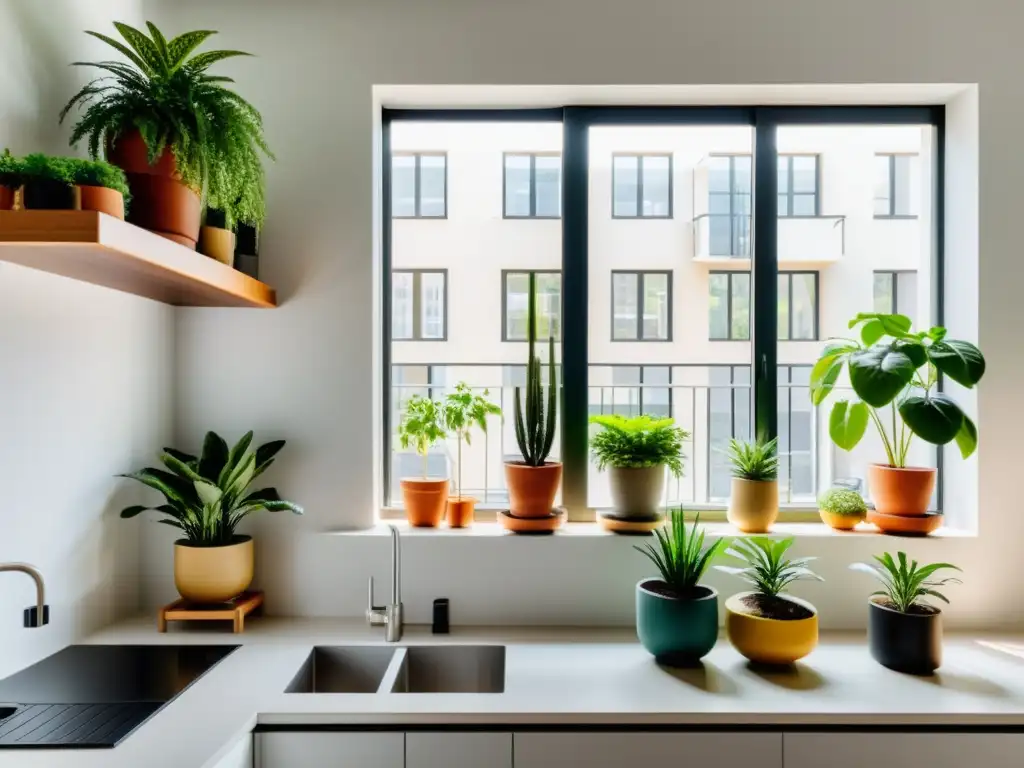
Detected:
[286,647,396,693]
[390,645,505,694]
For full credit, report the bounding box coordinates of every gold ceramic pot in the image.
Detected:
[727,478,778,533]
[199,225,237,266]
[173,536,253,603]
[725,592,818,665]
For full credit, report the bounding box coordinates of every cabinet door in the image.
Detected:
[257,732,404,768]
[213,734,253,768]
[406,732,512,768]
[513,732,782,768]
[784,733,1024,768]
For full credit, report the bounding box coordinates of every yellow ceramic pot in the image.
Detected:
[725,592,818,665]
[727,478,778,533]
[174,536,254,604]
[819,509,864,531]
[199,225,237,267]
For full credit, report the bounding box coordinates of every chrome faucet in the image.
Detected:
[366,525,403,642]
[0,563,48,628]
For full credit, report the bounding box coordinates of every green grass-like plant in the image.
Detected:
[818,487,867,517]
[0,149,23,188]
[636,509,728,597]
[398,395,447,478]
[726,437,778,481]
[850,552,961,614]
[444,382,501,498]
[590,414,689,477]
[715,536,823,598]
[120,431,302,546]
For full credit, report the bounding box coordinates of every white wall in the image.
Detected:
[148,0,1010,629]
[0,0,173,677]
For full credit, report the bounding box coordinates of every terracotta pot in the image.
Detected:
[447,496,475,528]
[867,464,935,517]
[727,478,778,533]
[505,461,562,518]
[78,185,124,219]
[173,535,253,604]
[199,226,237,266]
[608,465,666,520]
[107,129,178,178]
[401,477,448,527]
[0,186,14,210]
[22,179,76,210]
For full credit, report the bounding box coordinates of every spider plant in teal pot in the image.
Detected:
[634,509,728,665]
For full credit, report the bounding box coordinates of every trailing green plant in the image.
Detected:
[120,431,302,546]
[20,154,76,186]
[715,536,823,598]
[850,552,961,614]
[0,149,23,189]
[810,312,984,467]
[818,487,867,517]
[444,382,501,498]
[726,437,778,481]
[59,21,272,227]
[513,272,557,467]
[398,394,447,478]
[68,157,131,199]
[635,508,728,597]
[590,414,690,477]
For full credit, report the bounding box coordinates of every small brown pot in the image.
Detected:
[0,186,14,211]
[727,478,778,533]
[505,461,562,518]
[447,496,476,528]
[608,465,665,520]
[174,535,253,604]
[199,226,237,266]
[78,185,124,220]
[868,464,935,517]
[401,477,448,527]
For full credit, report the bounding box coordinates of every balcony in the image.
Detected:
[693,213,846,267]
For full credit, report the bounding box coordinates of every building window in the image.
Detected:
[392,153,447,218]
[874,154,916,217]
[503,271,562,341]
[392,270,447,340]
[873,270,918,317]
[778,155,819,216]
[611,271,672,341]
[708,155,752,256]
[612,154,672,218]
[504,153,561,218]
[709,271,751,340]
[778,271,819,341]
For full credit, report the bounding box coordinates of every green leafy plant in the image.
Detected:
[726,437,778,481]
[59,21,272,227]
[20,154,76,185]
[120,431,302,546]
[444,382,501,499]
[68,157,131,199]
[715,536,823,598]
[810,312,984,467]
[818,487,867,517]
[590,414,690,477]
[635,508,728,597]
[398,395,447,478]
[850,552,961,613]
[0,149,23,189]
[513,272,557,467]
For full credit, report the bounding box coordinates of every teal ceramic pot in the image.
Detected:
[636,580,719,665]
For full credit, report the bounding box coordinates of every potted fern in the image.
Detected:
[20,154,77,210]
[850,552,961,674]
[443,382,501,528]
[817,487,867,531]
[725,437,779,533]
[0,149,22,210]
[715,537,823,665]
[120,431,302,604]
[398,394,449,527]
[590,414,689,525]
[635,509,728,665]
[505,273,561,520]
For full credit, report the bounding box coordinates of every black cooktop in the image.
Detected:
[0,644,237,748]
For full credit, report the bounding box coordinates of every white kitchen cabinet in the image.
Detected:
[784,733,1024,768]
[513,732,782,768]
[406,732,512,768]
[257,732,404,768]
[212,734,254,768]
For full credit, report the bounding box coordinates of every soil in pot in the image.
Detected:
[727,478,778,533]
[78,185,124,219]
[725,592,819,665]
[401,477,448,527]
[608,465,665,519]
[868,597,942,674]
[868,464,936,516]
[738,593,814,621]
[636,580,719,665]
[22,179,76,210]
[505,461,562,518]
[447,496,475,528]
[174,535,254,604]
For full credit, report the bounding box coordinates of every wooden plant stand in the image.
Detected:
[158,590,264,634]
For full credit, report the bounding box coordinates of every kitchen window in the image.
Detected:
[392,152,447,218]
[611,271,672,341]
[612,154,672,218]
[391,270,447,341]
[504,153,561,218]
[503,270,562,341]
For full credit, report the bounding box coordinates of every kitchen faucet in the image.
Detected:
[366,525,403,641]
[0,563,48,628]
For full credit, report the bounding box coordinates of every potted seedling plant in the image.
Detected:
[120,431,302,604]
[0,149,22,210]
[634,508,728,665]
[810,312,984,520]
[850,552,961,674]
[70,158,130,219]
[444,382,502,528]
[505,273,561,519]
[817,487,868,531]
[398,394,449,527]
[716,536,823,665]
[725,437,779,533]
[20,154,77,210]
[590,414,689,526]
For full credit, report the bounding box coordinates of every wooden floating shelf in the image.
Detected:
[0,211,276,308]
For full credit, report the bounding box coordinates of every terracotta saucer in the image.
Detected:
[867,510,943,536]
[598,512,664,535]
[498,507,566,534]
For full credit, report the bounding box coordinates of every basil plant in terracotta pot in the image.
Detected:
[810,312,984,518]
[120,431,302,604]
[398,394,449,528]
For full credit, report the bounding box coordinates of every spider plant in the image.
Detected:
[850,552,961,613]
[726,437,778,481]
[635,508,728,597]
[715,536,823,598]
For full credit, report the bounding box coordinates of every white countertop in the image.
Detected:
[3,618,1024,768]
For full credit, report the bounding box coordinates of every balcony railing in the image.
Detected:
[693,213,846,263]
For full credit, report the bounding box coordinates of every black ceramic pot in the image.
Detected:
[21,179,76,210]
[868,599,941,674]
